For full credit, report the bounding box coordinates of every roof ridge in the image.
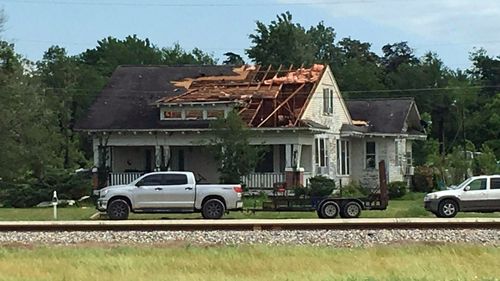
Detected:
[345,97,415,101]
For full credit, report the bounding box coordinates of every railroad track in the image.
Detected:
[0,218,499,232]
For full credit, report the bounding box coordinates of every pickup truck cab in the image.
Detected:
[97,171,243,220]
[424,175,500,217]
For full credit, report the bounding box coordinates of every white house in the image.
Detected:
[75,64,426,189]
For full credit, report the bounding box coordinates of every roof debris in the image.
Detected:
[156,64,326,128]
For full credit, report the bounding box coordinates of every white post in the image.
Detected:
[52,191,58,220]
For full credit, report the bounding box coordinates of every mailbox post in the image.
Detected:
[52,191,58,220]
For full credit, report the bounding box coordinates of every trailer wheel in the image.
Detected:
[340,201,362,218]
[319,201,339,219]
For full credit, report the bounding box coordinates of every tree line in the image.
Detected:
[0,11,499,194]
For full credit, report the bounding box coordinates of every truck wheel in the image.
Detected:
[319,201,339,219]
[340,201,362,218]
[438,199,458,218]
[107,199,130,220]
[202,199,225,219]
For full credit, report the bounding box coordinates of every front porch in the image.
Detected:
[104,143,316,188]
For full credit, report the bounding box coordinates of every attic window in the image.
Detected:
[163,110,182,119]
[207,110,225,119]
[323,88,334,114]
[185,110,203,120]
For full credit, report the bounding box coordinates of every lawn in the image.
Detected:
[0,244,498,281]
[0,193,499,220]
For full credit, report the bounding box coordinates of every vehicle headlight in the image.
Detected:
[424,194,438,201]
[100,189,109,197]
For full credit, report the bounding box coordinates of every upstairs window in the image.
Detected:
[365,141,376,169]
[323,88,334,114]
[207,109,225,119]
[163,110,182,119]
[185,110,203,120]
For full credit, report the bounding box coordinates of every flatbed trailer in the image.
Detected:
[247,161,389,218]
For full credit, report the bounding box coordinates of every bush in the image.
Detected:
[339,181,369,197]
[388,181,407,199]
[308,176,335,197]
[412,166,434,193]
[0,169,92,208]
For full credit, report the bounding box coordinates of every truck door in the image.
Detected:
[159,173,196,209]
[132,174,165,209]
[488,177,500,211]
[461,178,488,210]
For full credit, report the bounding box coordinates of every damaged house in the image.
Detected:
[75,64,426,189]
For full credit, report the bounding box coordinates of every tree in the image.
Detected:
[80,35,163,77]
[382,42,418,72]
[208,111,263,184]
[161,43,217,65]
[246,12,317,66]
[222,52,245,66]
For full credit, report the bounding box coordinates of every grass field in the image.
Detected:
[0,193,499,221]
[0,244,498,281]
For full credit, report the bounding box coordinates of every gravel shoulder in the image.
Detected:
[0,229,498,247]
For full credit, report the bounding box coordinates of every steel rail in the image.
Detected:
[0,218,499,232]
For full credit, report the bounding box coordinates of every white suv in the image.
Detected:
[424,175,500,217]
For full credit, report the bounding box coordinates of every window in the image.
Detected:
[207,110,225,119]
[323,88,334,114]
[163,110,182,119]
[491,178,500,190]
[139,174,163,186]
[315,138,328,167]
[162,174,188,185]
[255,147,274,173]
[185,110,203,119]
[468,179,487,190]
[337,140,350,175]
[365,141,376,169]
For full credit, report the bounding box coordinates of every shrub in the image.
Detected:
[339,181,369,197]
[0,169,92,208]
[412,166,434,193]
[308,176,335,197]
[388,181,407,199]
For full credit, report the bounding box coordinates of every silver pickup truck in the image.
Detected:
[97,171,243,220]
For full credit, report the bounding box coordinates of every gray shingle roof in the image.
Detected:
[74,65,239,130]
[345,98,423,134]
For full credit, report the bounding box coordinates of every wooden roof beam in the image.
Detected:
[256,83,305,128]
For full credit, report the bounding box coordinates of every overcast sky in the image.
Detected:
[2,0,499,70]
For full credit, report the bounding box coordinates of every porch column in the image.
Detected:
[163,145,171,171]
[285,144,304,187]
[155,145,161,171]
[93,140,99,167]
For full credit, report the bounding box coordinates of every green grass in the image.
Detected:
[0,244,498,281]
[0,193,499,221]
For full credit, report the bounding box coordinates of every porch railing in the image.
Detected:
[241,172,285,189]
[109,172,143,186]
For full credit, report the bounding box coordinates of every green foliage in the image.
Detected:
[388,181,407,199]
[0,169,91,207]
[412,166,434,193]
[161,43,217,65]
[474,144,498,175]
[339,180,369,197]
[222,52,245,66]
[308,176,336,197]
[208,111,264,183]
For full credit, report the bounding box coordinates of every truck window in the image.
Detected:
[468,179,486,191]
[491,178,500,189]
[139,175,163,186]
[162,174,188,185]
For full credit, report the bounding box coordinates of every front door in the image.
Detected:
[460,178,488,210]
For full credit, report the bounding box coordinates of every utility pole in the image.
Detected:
[462,100,467,180]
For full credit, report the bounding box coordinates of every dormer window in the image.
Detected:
[160,105,230,121]
[163,110,182,119]
[185,110,203,120]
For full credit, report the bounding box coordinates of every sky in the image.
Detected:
[2,0,500,70]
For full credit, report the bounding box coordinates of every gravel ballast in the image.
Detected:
[0,229,498,247]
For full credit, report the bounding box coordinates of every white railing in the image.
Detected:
[241,172,286,189]
[303,172,313,187]
[109,172,143,186]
